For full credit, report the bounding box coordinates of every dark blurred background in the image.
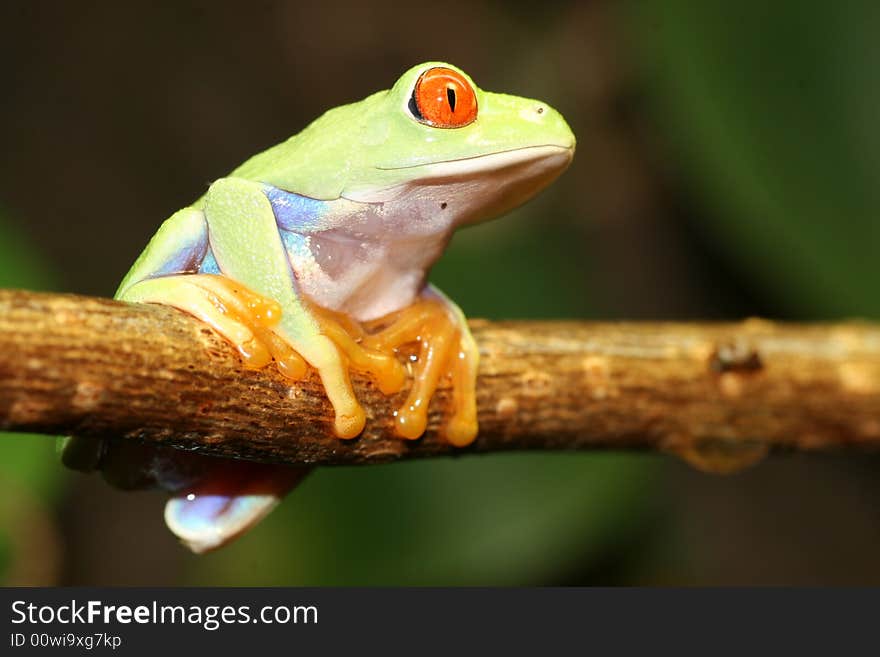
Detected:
[2,0,880,585]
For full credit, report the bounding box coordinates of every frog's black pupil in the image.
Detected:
[447,87,456,112]
[408,93,423,120]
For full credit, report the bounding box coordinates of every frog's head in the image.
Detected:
[263,62,575,231]
[347,62,575,226]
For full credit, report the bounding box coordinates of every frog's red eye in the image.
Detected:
[409,67,478,128]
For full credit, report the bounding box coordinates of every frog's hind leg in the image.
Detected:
[362,286,479,446]
[68,203,315,553]
[119,273,319,550]
[89,272,316,553]
[163,458,311,554]
[66,436,312,555]
[61,208,293,475]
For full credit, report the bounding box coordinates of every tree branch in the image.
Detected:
[1,289,879,470]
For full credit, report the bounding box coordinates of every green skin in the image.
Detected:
[65,62,576,553]
[115,61,575,438]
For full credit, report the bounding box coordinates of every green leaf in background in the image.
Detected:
[624,0,880,318]
[0,212,54,293]
[432,209,595,319]
[0,209,59,498]
[0,206,61,583]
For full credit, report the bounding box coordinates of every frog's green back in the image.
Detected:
[227,91,383,201]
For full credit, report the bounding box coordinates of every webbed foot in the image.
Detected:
[125,274,477,444]
[362,288,479,446]
[122,273,309,378]
[122,273,409,439]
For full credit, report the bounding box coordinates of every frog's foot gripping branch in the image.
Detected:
[297,289,480,446]
[92,273,478,552]
[361,289,479,446]
[124,274,479,446]
[64,437,313,554]
[123,273,309,378]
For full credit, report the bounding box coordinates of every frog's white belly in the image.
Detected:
[283,228,449,321]
[273,188,459,321]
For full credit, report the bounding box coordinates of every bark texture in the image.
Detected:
[1,289,879,471]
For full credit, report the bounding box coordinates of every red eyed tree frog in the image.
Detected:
[62,62,575,553]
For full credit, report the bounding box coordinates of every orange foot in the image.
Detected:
[136,274,477,445]
[360,288,479,446]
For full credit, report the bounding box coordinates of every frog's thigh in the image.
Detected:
[202,177,365,438]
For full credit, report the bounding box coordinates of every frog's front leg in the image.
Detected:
[204,178,413,436]
[363,286,479,446]
[123,178,405,438]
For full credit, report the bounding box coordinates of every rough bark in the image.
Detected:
[1,289,879,471]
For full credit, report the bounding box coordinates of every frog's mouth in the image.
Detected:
[375,144,574,176]
[346,144,574,219]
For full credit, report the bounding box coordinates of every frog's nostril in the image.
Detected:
[536,106,545,114]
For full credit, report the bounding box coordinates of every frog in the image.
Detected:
[62,62,575,553]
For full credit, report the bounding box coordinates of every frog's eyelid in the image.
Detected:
[405,66,432,122]
[407,91,424,121]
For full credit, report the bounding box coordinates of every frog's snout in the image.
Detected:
[528,102,576,153]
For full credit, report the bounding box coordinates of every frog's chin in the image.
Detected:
[344,144,574,221]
